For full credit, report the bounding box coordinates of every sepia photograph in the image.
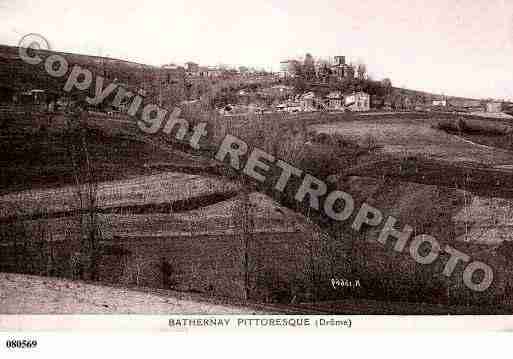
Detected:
[1,1,513,344]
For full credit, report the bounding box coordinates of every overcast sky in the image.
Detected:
[1,0,512,99]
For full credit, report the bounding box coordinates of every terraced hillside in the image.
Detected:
[4,110,513,312]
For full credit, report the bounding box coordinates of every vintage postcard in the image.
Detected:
[0,0,513,351]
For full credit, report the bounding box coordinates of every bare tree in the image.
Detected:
[303,53,316,81]
[357,62,367,81]
[233,177,255,301]
[65,110,102,281]
[381,78,392,95]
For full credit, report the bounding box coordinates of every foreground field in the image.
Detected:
[3,272,509,315]
[0,272,263,314]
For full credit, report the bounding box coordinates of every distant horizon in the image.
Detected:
[1,0,511,101]
[0,42,498,102]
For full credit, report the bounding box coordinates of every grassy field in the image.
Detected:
[311,116,513,165]
[0,131,213,195]
[0,171,240,221]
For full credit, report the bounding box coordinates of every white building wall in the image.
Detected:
[345,92,370,111]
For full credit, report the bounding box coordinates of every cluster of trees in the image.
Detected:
[287,53,369,81]
[285,53,395,101]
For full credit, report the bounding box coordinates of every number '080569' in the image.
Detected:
[5,339,38,349]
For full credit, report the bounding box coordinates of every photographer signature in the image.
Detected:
[331,278,361,290]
